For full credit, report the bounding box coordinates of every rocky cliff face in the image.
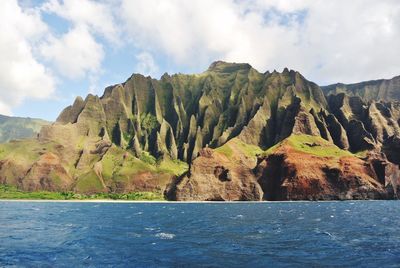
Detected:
[165,139,263,201]
[255,136,395,201]
[0,61,399,200]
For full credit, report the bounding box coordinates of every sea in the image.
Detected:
[0,201,399,267]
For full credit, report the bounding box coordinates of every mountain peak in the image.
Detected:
[207,61,252,73]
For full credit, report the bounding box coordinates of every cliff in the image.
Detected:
[0,61,399,200]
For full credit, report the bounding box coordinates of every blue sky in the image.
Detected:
[2,0,400,121]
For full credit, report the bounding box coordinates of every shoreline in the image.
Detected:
[0,199,396,203]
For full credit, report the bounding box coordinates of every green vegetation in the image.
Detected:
[0,185,164,201]
[286,134,353,158]
[215,138,263,159]
[122,132,133,143]
[215,143,233,157]
[118,156,155,177]
[158,158,188,176]
[140,113,159,131]
[139,151,157,165]
[262,134,353,158]
[74,170,105,193]
[99,146,188,184]
[0,139,55,163]
[0,185,68,200]
[263,143,281,156]
[234,139,264,158]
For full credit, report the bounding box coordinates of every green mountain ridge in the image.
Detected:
[0,114,50,143]
[322,75,400,102]
[0,61,399,200]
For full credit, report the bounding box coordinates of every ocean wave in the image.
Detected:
[155,232,175,239]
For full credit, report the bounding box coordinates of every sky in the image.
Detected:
[2,0,400,121]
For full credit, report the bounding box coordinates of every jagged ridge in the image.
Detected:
[1,61,400,200]
[54,61,329,162]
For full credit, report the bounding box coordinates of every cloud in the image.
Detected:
[300,1,400,84]
[40,25,104,79]
[0,0,55,115]
[117,0,311,76]
[2,0,400,119]
[42,0,119,42]
[119,0,400,84]
[135,52,159,77]
[39,0,121,80]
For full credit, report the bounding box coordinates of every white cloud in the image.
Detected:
[301,1,400,84]
[135,52,159,77]
[117,0,311,75]
[40,25,104,79]
[42,0,119,43]
[2,0,400,118]
[0,0,55,115]
[119,0,400,84]
[39,0,119,89]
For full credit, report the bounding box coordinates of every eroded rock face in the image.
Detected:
[21,152,73,192]
[0,146,74,192]
[255,145,394,201]
[165,147,263,201]
[167,135,400,201]
[383,136,400,165]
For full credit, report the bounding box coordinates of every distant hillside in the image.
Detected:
[322,75,400,102]
[0,115,50,143]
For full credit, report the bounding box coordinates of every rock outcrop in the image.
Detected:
[255,137,396,200]
[168,134,399,201]
[166,140,263,201]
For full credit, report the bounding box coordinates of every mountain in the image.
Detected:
[0,61,399,200]
[322,75,400,102]
[0,115,50,143]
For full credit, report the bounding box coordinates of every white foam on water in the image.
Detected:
[155,232,175,239]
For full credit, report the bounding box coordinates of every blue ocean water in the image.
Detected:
[0,201,399,267]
